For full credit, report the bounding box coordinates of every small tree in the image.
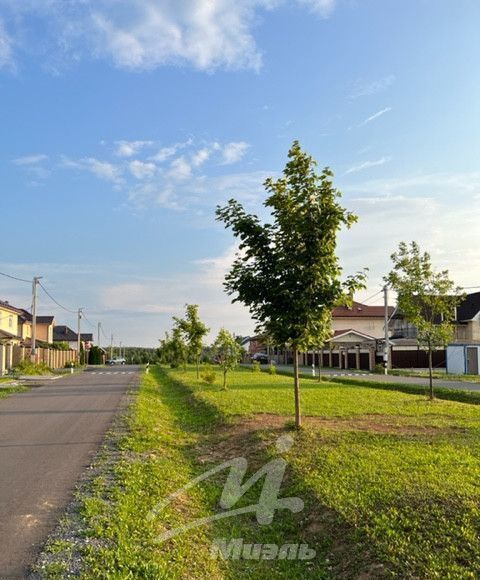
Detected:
[174,304,209,379]
[212,328,242,390]
[385,241,465,399]
[89,345,104,365]
[158,329,188,369]
[216,141,366,427]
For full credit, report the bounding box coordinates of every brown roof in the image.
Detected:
[333,301,394,318]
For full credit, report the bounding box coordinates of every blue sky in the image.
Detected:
[1,0,480,346]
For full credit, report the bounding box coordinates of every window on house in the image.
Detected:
[8,316,13,328]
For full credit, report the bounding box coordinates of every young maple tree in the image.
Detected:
[174,304,209,379]
[385,241,465,399]
[212,328,243,390]
[216,140,366,428]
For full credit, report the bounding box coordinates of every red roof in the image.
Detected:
[333,301,394,318]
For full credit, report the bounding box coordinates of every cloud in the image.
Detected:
[337,172,480,294]
[0,18,14,70]
[191,147,211,167]
[0,1,339,74]
[345,156,391,174]
[167,156,192,180]
[12,154,48,165]
[349,74,396,100]
[83,158,123,183]
[99,245,253,341]
[359,107,392,126]
[129,159,157,179]
[221,141,250,165]
[150,139,193,163]
[115,140,152,157]
[296,0,336,18]
[62,156,123,184]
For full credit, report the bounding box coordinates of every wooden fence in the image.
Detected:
[0,345,77,375]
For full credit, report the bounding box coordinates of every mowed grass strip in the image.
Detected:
[74,368,336,579]
[172,366,480,578]
[68,366,480,578]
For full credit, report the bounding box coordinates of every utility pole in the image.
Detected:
[97,322,101,347]
[119,341,122,359]
[31,276,42,362]
[110,334,114,360]
[77,308,83,364]
[383,285,389,375]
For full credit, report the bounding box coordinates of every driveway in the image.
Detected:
[0,366,140,578]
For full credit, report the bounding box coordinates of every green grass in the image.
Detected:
[170,367,480,578]
[0,385,25,398]
[388,368,480,383]
[62,366,480,579]
[73,369,333,579]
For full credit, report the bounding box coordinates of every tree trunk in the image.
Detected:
[293,347,302,429]
[223,369,227,390]
[428,345,434,400]
[196,355,200,379]
[317,349,322,382]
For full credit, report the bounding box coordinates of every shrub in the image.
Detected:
[64,360,81,368]
[251,360,261,372]
[200,364,216,384]
[267,363,277,375]
[374,363,385,374]
[14,360,52,375]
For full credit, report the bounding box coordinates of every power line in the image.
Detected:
[82,312,96,329]
[361,288,384,304]
[0,270,31,284]
[38,282,77,314]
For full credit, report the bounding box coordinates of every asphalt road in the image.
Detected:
[274,364,480,392]
[0,366,140,579]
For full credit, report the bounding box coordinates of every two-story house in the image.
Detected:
[0,300,22,344]
[53,325,93,350]
[245,300,396,370]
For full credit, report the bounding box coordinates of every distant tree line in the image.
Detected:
[123,347,161,365]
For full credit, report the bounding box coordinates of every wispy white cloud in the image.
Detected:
[167,156,192,181]
[129,159,157,179]
[150,139,193,163]
[338,172,480,293]
[221,141,250,165]
[345,156,391,174]
[191,147,211,167]
[115,140,152,157]
[349,74,396,100]
[296,0,336,18]
[0,18,14,70]
[0,1,339,74]
[84,158,123,183]
[100,244,253,341]
[62,156,123,184]
[12,154,48,165]
[359,106,392,126]
[17,138,257,210]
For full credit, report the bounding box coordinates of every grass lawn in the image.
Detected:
[0,384,25,397]
[45,366,480,578]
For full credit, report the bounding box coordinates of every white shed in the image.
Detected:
[446,344,480,375]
